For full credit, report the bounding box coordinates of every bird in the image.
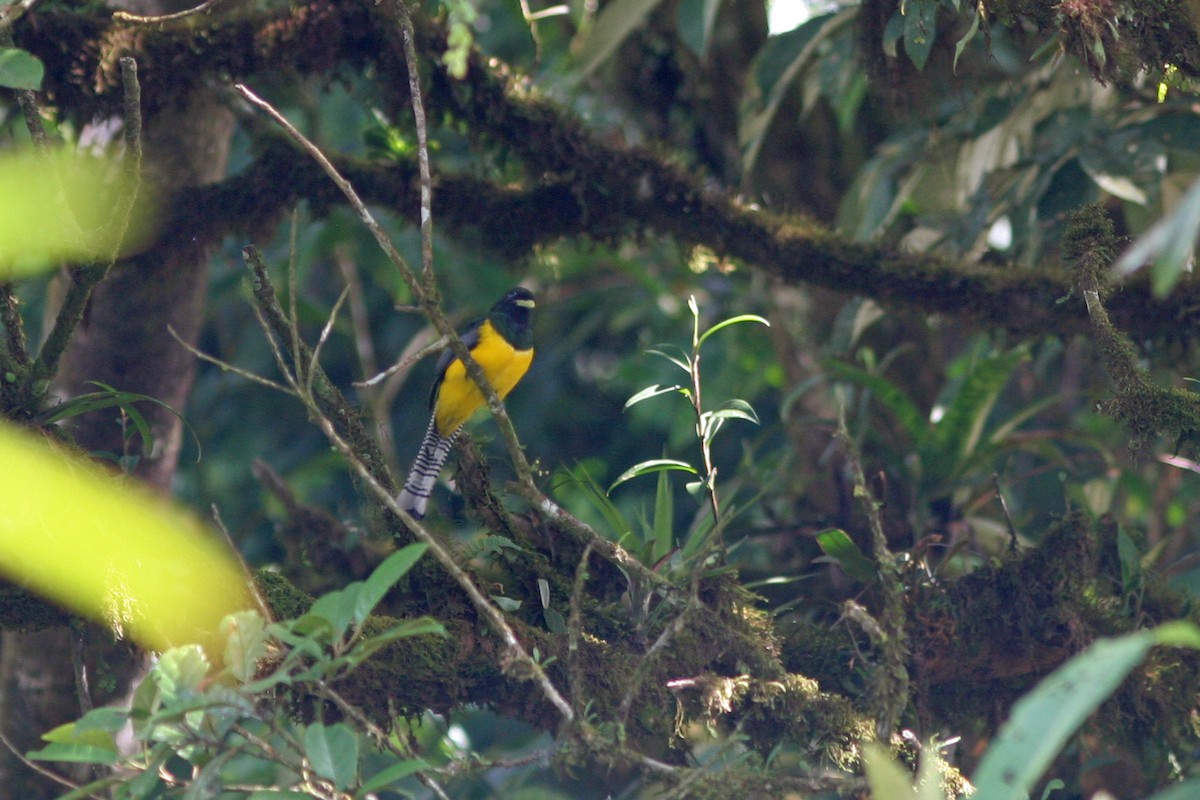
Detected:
[397,287,536,519]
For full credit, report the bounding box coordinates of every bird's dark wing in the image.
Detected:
[429,318,484,408]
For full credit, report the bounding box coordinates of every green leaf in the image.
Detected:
[645,344,692,374]
[824,359,927,443]
[491,594,522,611]
[902,0,938,70]
[543,606,567,634]
[1116,527,1142,594]
[651,464,675,562]
[559,462,633,542]
[222,610,270,683]
[575,0,666,77]
[625,383,686,409]
[1113,173,1200,297]
[154,645,211,704]
[35,381,200,460]
[862,742,917,799]
[358,758,430,795]
[29,720,118,765]
[741,11,850,178]
[677,0,721,57]
[707,398,760,426]
[952,3,981,73]
[921,348,1026,490]
[342,617,446,667]
[971,624,1200,800]
[698,314,770,347]
[815,529,877,584]
[305,722,359,791]
[609,459,698,493]
[309,584,361,640]
[354,543,428,625]
[47,776,125,800]
[0,47,43,90]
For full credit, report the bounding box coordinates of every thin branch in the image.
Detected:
[235,84,426,304]
[168,325,296,395]
[835,406,908,740]
[306,284,350,401]
[0,729,93,795]
[112,0,231,24]
[389,0,436,289]
[567,542,593,714]
[319,683,452,800]
[355,332,446,388]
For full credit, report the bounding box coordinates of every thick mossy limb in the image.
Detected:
[1065,204,1200,450]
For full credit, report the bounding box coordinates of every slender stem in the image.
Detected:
[390,0,436,290]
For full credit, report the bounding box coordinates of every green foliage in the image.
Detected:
[971,623,1200,800]
[827,339,1049,524]
[1115,174,1200,297]
[28,544,442,798]
[0,47,43,90]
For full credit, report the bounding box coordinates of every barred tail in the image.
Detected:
[397,417,457,519]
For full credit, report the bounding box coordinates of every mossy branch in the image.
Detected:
[1066,204,1200,451]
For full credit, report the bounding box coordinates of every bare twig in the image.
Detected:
[112,0,231,24]
[320,683,453,800]
[389,1,436,288]
[306,284,350,400]
[168,325,296,395]
[567,542,593,713]
[235,85,426,304]
[0,729,92,794]
[835,407,908,740]
[617,604,693,724]
[354,332,446,389]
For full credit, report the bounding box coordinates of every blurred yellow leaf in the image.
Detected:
[0,149,155,279]
[0,422,258,660]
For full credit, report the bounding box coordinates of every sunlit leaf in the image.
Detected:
[609,459,698,493]
[698,313,770,347]
[0,422,257,660]
[815,529,877,584]
[645,344,692,374]
[0,149,156,279]
[625,383,685,409]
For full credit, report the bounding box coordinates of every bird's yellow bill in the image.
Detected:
[0,422,259,661]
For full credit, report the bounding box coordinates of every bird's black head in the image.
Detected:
[488,287,535,349]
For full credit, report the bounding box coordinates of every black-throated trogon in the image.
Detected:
[397,287,535,518]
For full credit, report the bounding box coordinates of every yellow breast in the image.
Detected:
[434,322,534,436]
